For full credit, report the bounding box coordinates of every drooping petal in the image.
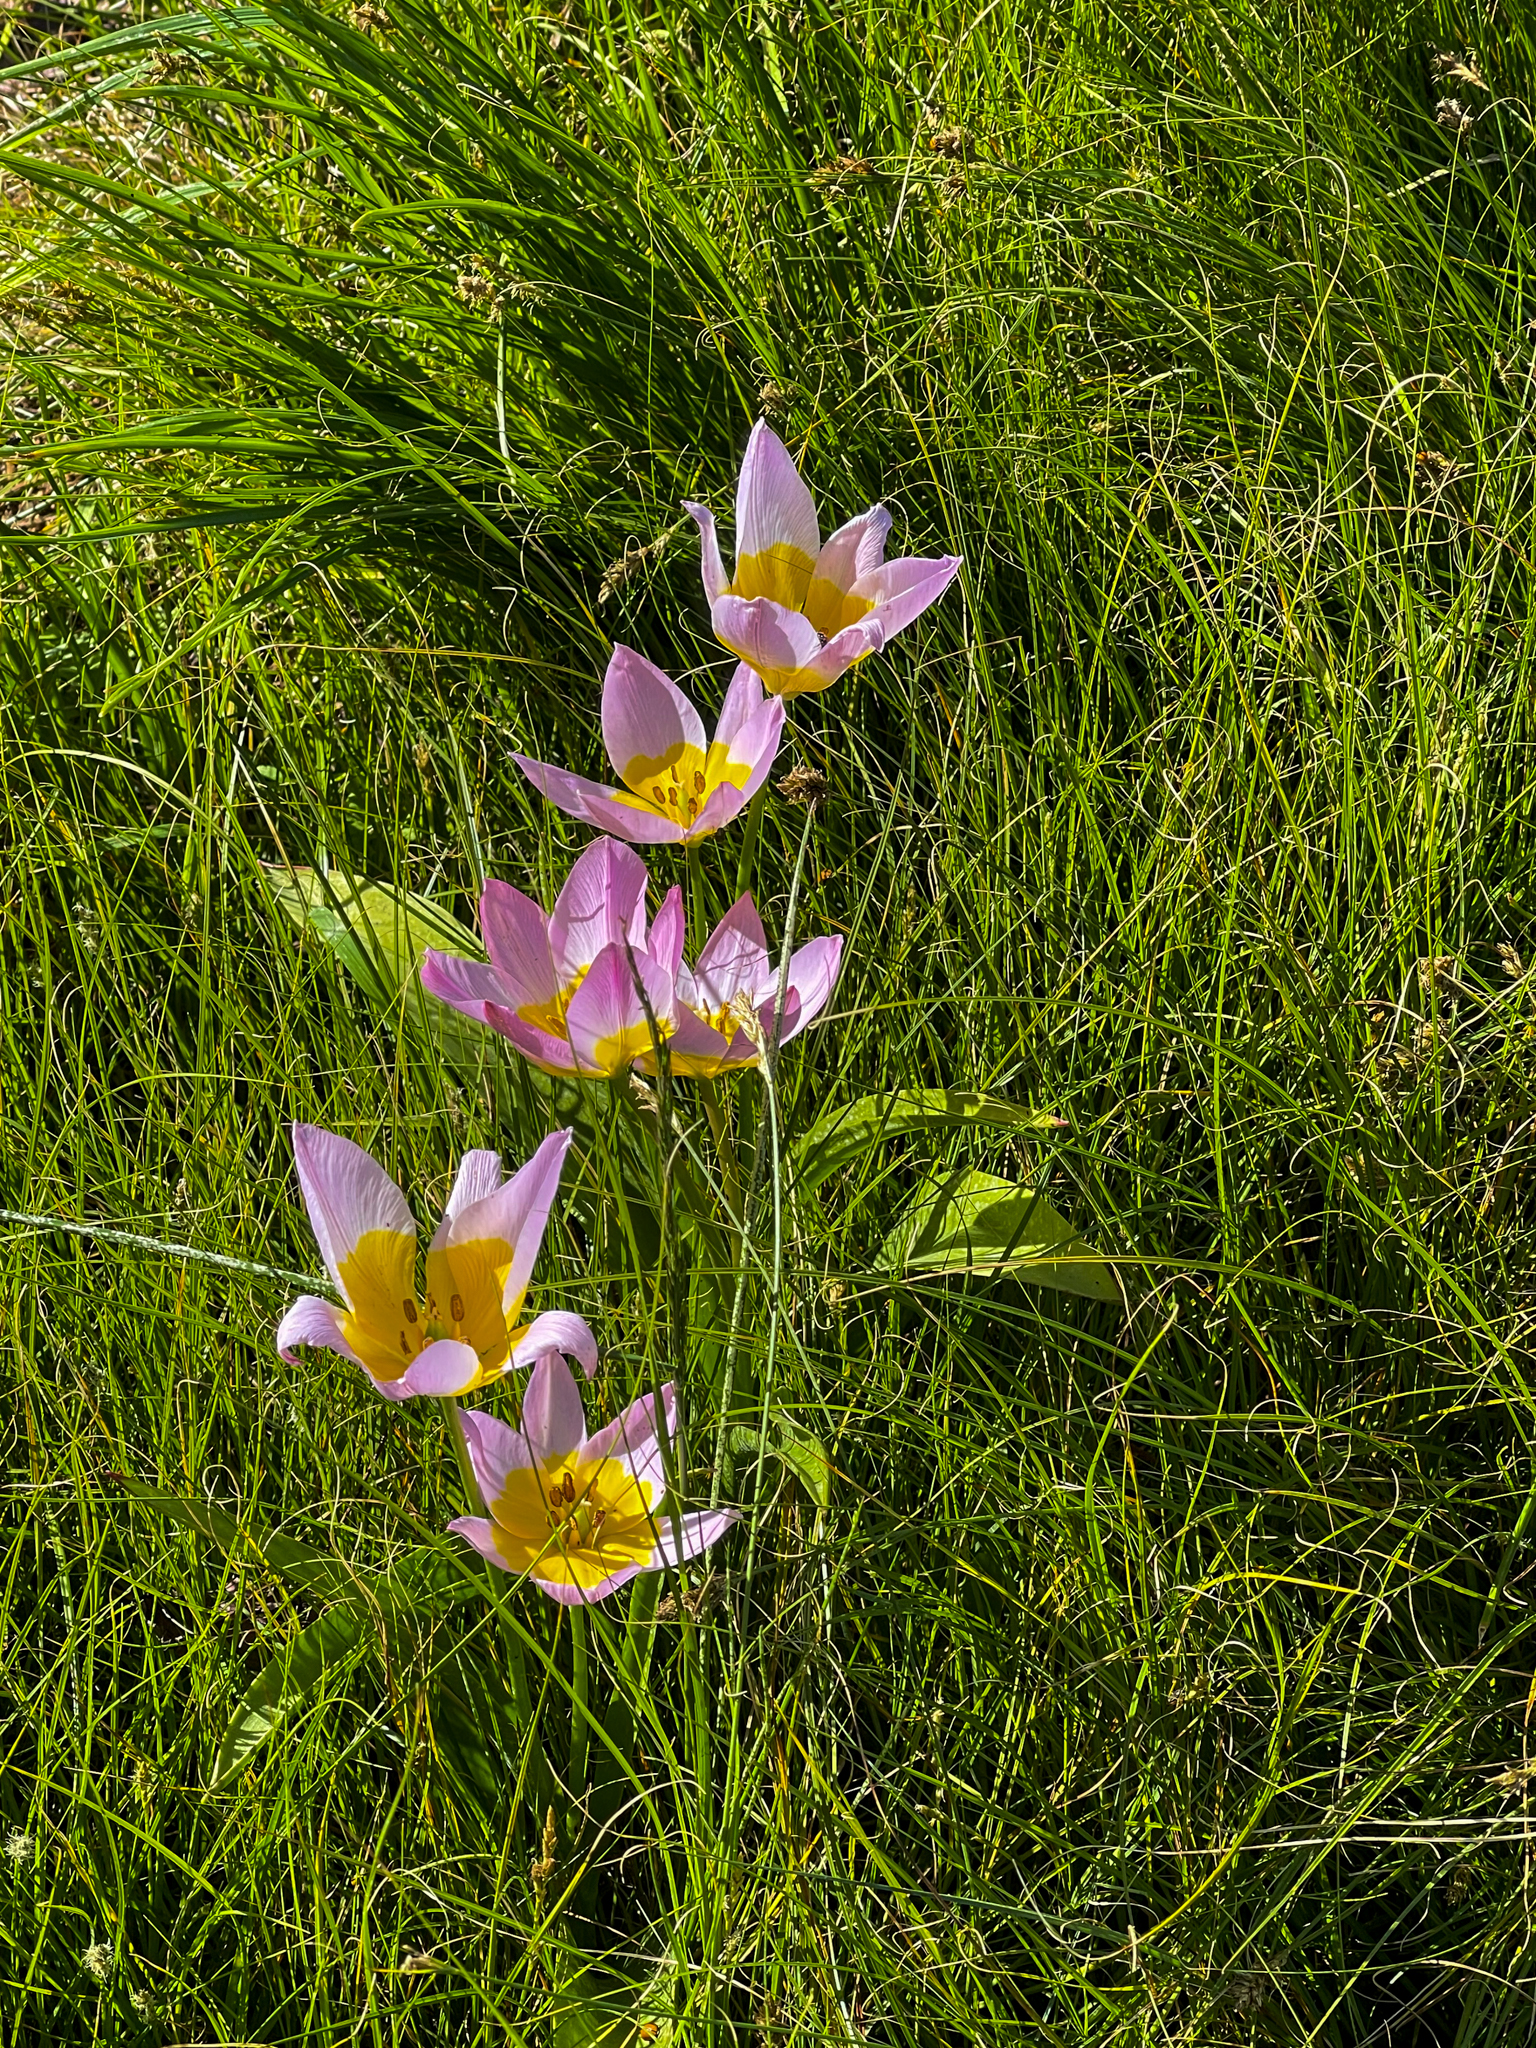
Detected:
[804,505,892,636]
[692,895,772,1010]
[652,1503,742,1568]
[395,1337,485,1398]
[712,661,766,749]
[420,948,509,1021]
[661,1007,741,1079]
[602,645,707,798]
[481,1005,583,1075]
[511,1309,599,1379]
[448,1513,515,1570]
[683,499,730,601]
[562,939,674,1077]
[479,878,560,1011]
[709,594,825,697]
[548,838,651,987]
[777,615,887,698]
[290,1124,414,1300]
[775,933,843,1046]
[512,754,677,842]
[275,1294,363,1367]
[849,553,963,641]
[521,1350,589,1469]
[437,1151,502,1239]
[647,885,686,982]
[458,1404,534,1509]
[442,1128,572,1318]
[733,421,818,609]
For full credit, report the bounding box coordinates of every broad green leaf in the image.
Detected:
[881,1169,1118,1302]
[261,865,489,1079]
[553,1959,681,2048]
[122,1482,357,1601]
[726,1410,832,1508]
[793,1088,1064,1198]
[211,1601,371,1787]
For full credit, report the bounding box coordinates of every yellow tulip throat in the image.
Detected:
[516,962,589,1039]
[337,1226,508,1386]
[615,739,751,827]
[803,575,873,639]
[730,541,815,611]
[492,1456,659,1589]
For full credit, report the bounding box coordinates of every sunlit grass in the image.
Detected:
[3,0,1536,2039]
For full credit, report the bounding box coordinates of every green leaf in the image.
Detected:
[792,1088,1065,1198]
[260,865,489,1080]
[121,1482,357,1601]
[726,1410,832,1508]
[881,1169,1118,1302]
[211,1601,371,1788]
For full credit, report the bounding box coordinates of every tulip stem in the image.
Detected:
[733,781,768,900]
[710,799,818,1509]
[698,1079,742,1224]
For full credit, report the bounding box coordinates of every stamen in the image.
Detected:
[449,1293,465,1323]
[548,1485,563,1511]
[403,1298,418,1323]
[590,1508,607,1544]
[561,1471,575,1503]
[666,786,679,807]
[652,784,666,804]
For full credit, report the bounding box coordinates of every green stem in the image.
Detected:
[699,1078,742,1223]
[568,1607,591,1794]
[709,801,819,1509]
[733,781,768,900]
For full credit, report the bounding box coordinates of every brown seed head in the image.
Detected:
[778,762,830,808]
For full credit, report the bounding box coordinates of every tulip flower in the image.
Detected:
[644,887,842,1079]
[276,1126,594,1400]
[513,648,784,845]
[420,837,675,1078]
[450,1352,738,1604]
[684,420,962,697]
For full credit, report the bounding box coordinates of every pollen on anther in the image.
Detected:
[693,770,706,795]
[449,1293,465,1323]
[548,1485,563,1511]
[403,1298,418,1323]
[652,784,666,804]
[561,1471,575,1502]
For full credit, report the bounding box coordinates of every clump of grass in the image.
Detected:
[4,0,1536,2040]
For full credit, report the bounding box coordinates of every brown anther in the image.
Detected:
[549,1485,564,1511]
[590,1508,608,1544]
[402,1298,418,1323]
[561,1471,575,1502]
[693,770,706,795]
[666,786,679,806]
[652,785,666,804]
[449,1293,465,1323]
[400,1332,411,1354]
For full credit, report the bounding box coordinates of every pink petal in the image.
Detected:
[692,697,784,837]
[548,838,650,986]
[275,1293,361,1367]
[562,939,674,1077]
[778,617,885,697]
[290,1124,414,1298]
[437,1150,502,1239]
[396,1337,483,1398]
[648,885,686,981]
[713,661,765,748]
[710,593,823,685]
[602,645,706,791]
[479,878,560,1011]
[449,1514,512,1569]
[518,770,686,845]
[663,1006,740,1076]
[735,420,818,580]
[481,1005,582,1075]
[511,1309,599,1379]
[533,1560,647,1606]
[521,1351,588,1468]
[849,553,963,640]
[446,1128,573,1315]
[420,949,508,1020]
[811,505,891,594]
[776,934,843,1045]
[652,1504,741,1569]
[693,895,771,1009]
[683,499,729,600]
[459,1405,533,1510]
[513,754,663,840]
[585,1381,679,1498]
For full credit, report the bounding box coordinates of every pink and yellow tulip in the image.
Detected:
[514,648,784,845]
[684,421,962,698]
[450,1351,738,1605]
[276,1126,593,1400]
[420,837,674,1078]
[647,888,842,1079]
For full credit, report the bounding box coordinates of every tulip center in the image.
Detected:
[616,739,752,827]
[337,1230,511,1387]
[515,962,590,1039]
[488,1454,660,1589]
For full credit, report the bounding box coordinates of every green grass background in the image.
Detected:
[4,0,1536,2038]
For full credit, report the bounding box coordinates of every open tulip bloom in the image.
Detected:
[646,886,842,1079]
[276,1126,595,1400]
[684,420,962,698]
[421,837,675,1079]
[450,1352,738,1604]
[513,648,784,845]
